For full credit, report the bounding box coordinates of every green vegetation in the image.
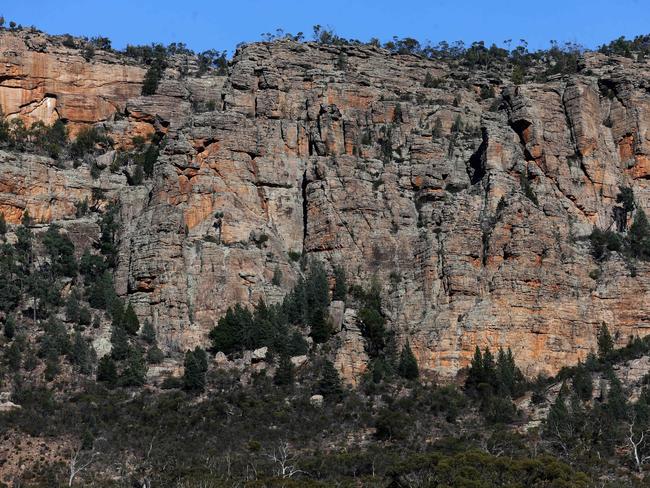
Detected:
[273,353,295,387]
[519,172,538,205]
[313,358,343,400]
[332,265,347,301]
[197,49,228,75]
[599,34,650,59]
[397,342,419,380]
[183,347,208,392]
[210,260,332,356]
[589,186,650,262]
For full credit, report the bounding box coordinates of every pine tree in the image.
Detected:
[209,303,249,354]
[584,351,599,370]
[306,261,331,343]
[66,293,80,323]
[629,209,650,260]
[44,356,60,381]
[0,213,6,238]
[97,355,118,387]
[3,315,15,340]
[274,353,294,386]
[40,318,71,358]
[597,324,614,360]
[183,349,206,392]
[314,359,343,400]
[465,346,484,390]
[397,342,419,380]
[78,306,92,326]
[605,367,628,421]
[287,331,309,356]
[6,341,22,371]
[120,346,147,387]
[545,383,571,439]
[70,330,93,374]
[110,323,129,360]
[42,224,77,277]
[141,320,156,345]
[482,347,496,385]
[496,347,522,396]
[332,265,347,301]
[193,346,208,373]
[122,303,140,335]
[309,309,332,344]
[572,360,593,402]
[358,281,387,356]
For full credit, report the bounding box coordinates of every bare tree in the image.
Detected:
[264,441,304,479]
[67,441,101,487]
[627,414,650,473]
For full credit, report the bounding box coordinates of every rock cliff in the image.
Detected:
[1,28,649,382]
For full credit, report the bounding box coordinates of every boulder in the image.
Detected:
[251,347,268,362]
[309,395,324,408]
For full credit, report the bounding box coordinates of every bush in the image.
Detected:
[589,228,621,260]
[375,407,409,440]
[70,127,110,158]
[146,345,165,364]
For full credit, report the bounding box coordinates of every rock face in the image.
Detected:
[2,29,650,382]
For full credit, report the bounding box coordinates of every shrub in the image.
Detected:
[512,64,525,84]
[62,34,76,48]
[480,84,495,99]
[146,345,165,364]
[423,72,442,88]
[375,407,409,440]
[70,127,110,158]
[589,228,621,260]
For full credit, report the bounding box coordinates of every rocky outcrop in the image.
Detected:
[1,29,650,382]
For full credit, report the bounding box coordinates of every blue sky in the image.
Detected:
[1,0,648,53]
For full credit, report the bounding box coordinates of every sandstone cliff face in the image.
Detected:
[1,30,649,382]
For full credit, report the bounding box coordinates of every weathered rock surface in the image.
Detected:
[2,29,650,382]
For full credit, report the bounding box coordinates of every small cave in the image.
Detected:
[467,129,487,185]
[598,78,618,100]
[509,119,535,161]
